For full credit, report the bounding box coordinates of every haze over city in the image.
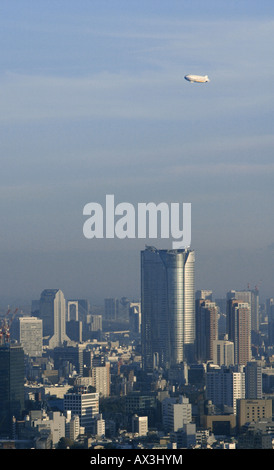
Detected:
[1,0,274,306]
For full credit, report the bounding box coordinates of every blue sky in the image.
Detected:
[1,0,274,305]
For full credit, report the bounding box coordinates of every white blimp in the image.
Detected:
[184,74,210,83]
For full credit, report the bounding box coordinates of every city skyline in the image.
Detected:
[1,1,274,305]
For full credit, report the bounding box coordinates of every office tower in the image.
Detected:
[39,289,70,348]
[104,298,119,321]
[227,299,251,366]
[129,302,141,335]
[206,365,245,414]
[167,396,192,432]
[63,391,99,433]
[245,361,262,399]
[0,343,25,437]
[141,247,195,371]
[212,336,235,367]
[11,316,43,357]
[267,299,274,345]
[195,299,218,362]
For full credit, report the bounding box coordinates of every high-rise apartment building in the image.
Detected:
[141,246,195,370]
[0,343,25,437]
[245,361,262,399]
[39,289,70,348]
[11,316,43,357]
[227,299,251,366]
[227,289,259,335]
[195,298,218,362]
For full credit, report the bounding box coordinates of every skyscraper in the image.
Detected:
[227,299,251,366]
[141,246,195,371]
[195,298,218,362]
[11,316,43,357]
[0,343,25,438]
[245,361,262,399]
[227,289,259,335]
[39,289,70,348]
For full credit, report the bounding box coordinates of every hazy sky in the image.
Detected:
[1,0,274,306]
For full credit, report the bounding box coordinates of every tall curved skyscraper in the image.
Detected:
[141,247,195,371]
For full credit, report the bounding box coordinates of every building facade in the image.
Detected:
[0,343,25,438]
[141,247,195,370]
[63,392,99,433]
[206,365,245,414]
[11,316,43,357]
[227,299,251,366]
[196,299,218,362]
[39,289,70,348]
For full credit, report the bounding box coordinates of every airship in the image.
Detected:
[184,74,210,83]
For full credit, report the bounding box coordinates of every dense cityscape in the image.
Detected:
[0,245,273,450]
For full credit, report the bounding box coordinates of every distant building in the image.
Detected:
[63,392,99,433]
[167,396,192,432]
[90,363,111,397]
[141,247,195,370]
[195,290,212,301]
[91,413,105,437]
[227,289,259,335]
[226,299,251,366]
[89,315,102,332]
[212,336,235,367]
[196,299,218,362]
[0,343,25,438]
[65,411,81,441]
[132,415,148,436]
[245,361,262,399]
[53,344,85,375]
[237,399,272,429]
[39,289,70,348]
[11,316,43,357]
[66,320,83,343]
[129,302,141,335]
[104,298,119,321]
[67,301,79,321]
[206,365,245,414]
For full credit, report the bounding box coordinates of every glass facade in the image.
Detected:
[141,247,195,371]
[0,344,25,437]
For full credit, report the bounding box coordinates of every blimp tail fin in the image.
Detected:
[205,75,210,82]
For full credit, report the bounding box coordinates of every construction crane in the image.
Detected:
[0,308,18,344]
